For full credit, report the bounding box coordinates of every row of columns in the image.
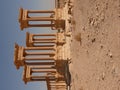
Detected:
[26,32,65,47]
[14,33,67,89]
[23,65,56,84]
[19,8,65,30]
[14,42,67,89]
[14,1,70,90]
[14,43,56,69]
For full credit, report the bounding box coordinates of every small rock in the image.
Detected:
[82,27,85,31]
[106,50,113,58]
[101,72,105,80]
[100,45,103,49]
[100,13,105,22]
[111,67,116,75]
[109,53,113,58]
[91,38,96,43]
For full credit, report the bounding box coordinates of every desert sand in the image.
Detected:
[70,0,120,90]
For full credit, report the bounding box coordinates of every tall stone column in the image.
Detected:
[28,10,55,13]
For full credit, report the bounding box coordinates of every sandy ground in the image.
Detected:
[70,0,120,90]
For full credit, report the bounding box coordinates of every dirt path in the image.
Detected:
[70,0,120,90]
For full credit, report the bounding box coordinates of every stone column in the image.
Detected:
[28,10,55,13]
[24,46,56,50]
[27,17,54,21]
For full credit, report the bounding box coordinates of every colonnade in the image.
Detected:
[14,43,56,69]
[19,8,65,30]
[14,0,72,90]
[26,32,65,47]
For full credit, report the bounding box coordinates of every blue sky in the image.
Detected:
[0,0,55,90]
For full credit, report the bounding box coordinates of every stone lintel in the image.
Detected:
[14,43,19,69]
[18,8,23,23]
[26,32,30,47]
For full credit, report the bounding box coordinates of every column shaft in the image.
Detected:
[34,38,56,41]
[31,76,54,78]
[28,10,55,13]
[34,41,56,43]
[32,70,56,73]
[26,62,55,65]
[25,47,55,50]
[32,45,55,47]
[31,78,55,81]
[33,34,56,36]
[31,66,55,69]
[29,24,55,27]
[27,17,54,21]
[24,57,55,60]
[26,52,55,55]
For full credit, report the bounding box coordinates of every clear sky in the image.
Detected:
[0,0,55,90]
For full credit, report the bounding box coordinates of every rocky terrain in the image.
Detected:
[70,0,120,90]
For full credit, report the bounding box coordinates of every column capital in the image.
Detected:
[18,8,28,30]
[14,43,24,69]
[23,65,31,84]
[26,32,33,47]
